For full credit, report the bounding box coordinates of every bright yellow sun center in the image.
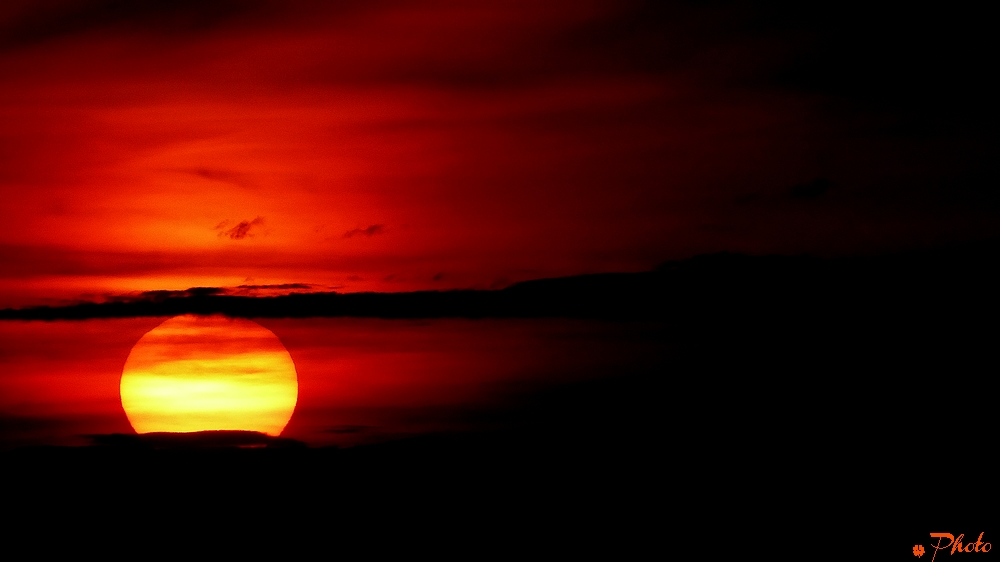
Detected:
[120,315,298,436]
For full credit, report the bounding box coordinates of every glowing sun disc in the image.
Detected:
[120,315,298,436]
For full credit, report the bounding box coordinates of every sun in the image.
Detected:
[120,315,298,436]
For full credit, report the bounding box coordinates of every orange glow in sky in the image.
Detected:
[0,1,833,309]
[0,2,995,312]
[120,315,298,435]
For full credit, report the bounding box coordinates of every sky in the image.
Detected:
[0,1,997,464]
[1,0,995,309]
[0,315,670,449]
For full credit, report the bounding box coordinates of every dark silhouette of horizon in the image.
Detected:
[2,242,997,321]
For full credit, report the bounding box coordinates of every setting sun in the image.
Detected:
[120,315,298,436]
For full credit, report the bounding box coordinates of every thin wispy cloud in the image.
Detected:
[216,216,264,240]
[344,224,385,239]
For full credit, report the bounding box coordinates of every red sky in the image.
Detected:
[0,1,996,461]
[0,1,996,308]
[0,316,668,449]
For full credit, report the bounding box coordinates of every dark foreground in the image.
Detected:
[3,247,996,555]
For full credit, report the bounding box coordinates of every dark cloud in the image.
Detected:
[326,425,372,435]
[488,277,511,290]
[0,0,274,49]
[788,178,831,200]
[344,224,385,239]
[0,413,69,433]
[138,287,223,300]
[0,413,129,450]
[753,4,996,134]
[217,216,264,240]
[236,283,312,290]
[87,430,307,449]
[225,283,331,297]
[102,286,224,303]
[4,242,996,321]
[186,168,250,186]
[104,283,320,303]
